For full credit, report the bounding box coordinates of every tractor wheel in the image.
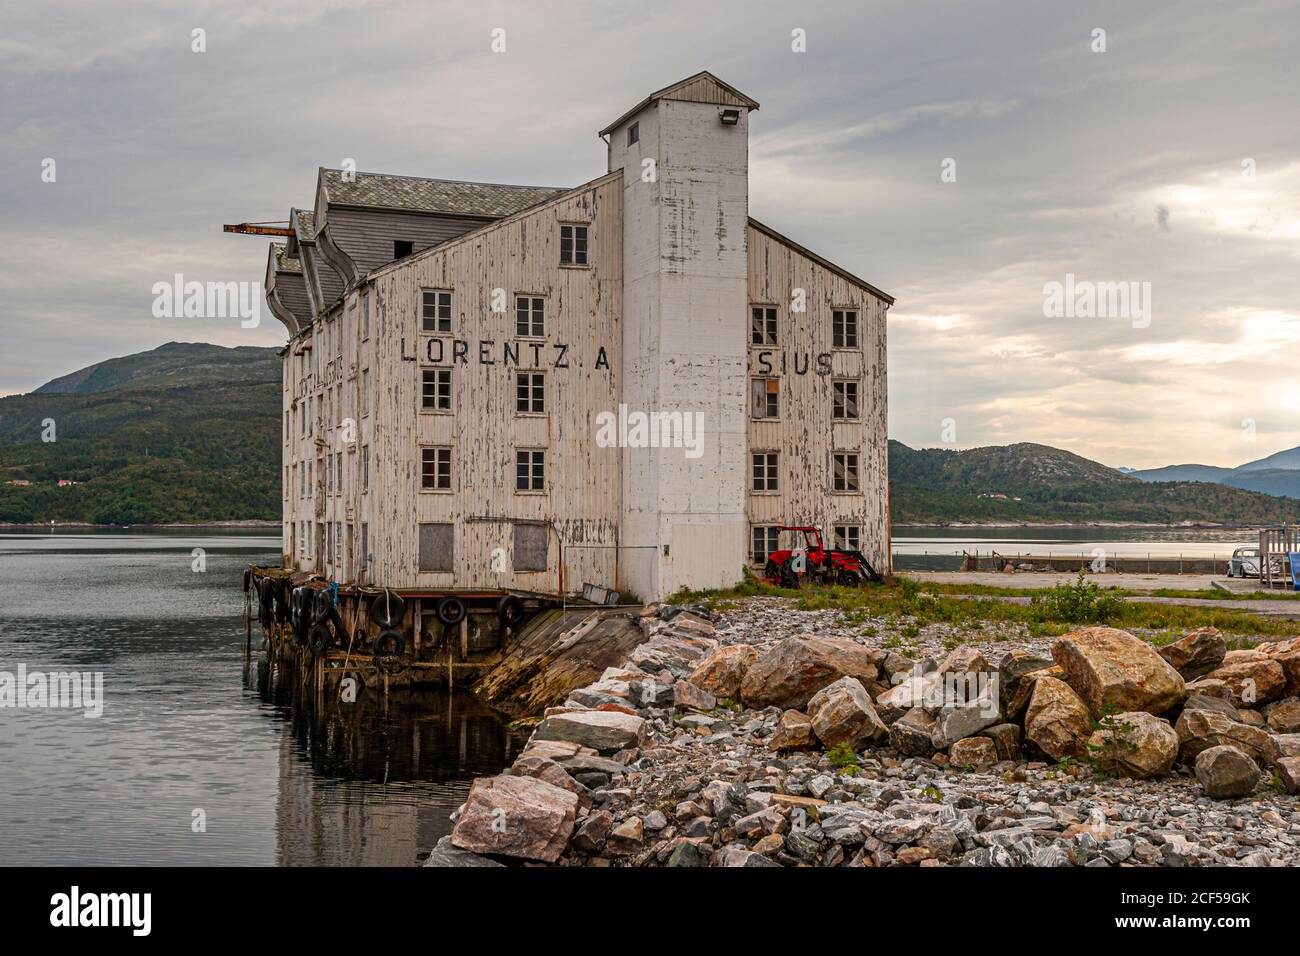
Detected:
[764,559,779,582]
[837,569,860,587]
[779,558,800,589]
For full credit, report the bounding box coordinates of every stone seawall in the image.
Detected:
[429,598,1300,867]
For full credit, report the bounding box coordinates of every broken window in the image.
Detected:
[752,452,779,492]
[418,522,453,572]
[833,380,859,419]
[516,372,545,413]
[751,377,779,419]
[422,290,452,332]
[834,525,861,551]
[394,240,413,259]
[422,368,452,411]
[515,296,545,337]
[833,452,860,492]
[752,526,780,564]
[751,306,777,345]
[513,523,549,572]
[627,122,639,146]
[516,449,545,492]
[833,309,859,348]
[560,224,588,265]
[421,446,452,490]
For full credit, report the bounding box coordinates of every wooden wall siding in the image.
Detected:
[352,173,624,591]
[745,223,890,574]
[329,208,492,280]
[663,75,752,109]
[274,270,312,327]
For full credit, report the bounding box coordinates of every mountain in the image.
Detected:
[0,342,281,525]
[1130,444,1300,499]
[890,440,1300,525]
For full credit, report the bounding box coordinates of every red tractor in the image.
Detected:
[762,526,881,588]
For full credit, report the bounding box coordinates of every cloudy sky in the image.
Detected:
[2,0,1297,469]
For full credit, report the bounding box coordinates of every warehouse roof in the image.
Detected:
[317,169,570,219]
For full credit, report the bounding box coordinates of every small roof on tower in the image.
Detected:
[599,70,759,137]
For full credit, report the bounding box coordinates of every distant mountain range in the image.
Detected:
[0,342,280,525]
[1127,446,1300,499]
[890,440,1300,525]
[4,343,1297,528]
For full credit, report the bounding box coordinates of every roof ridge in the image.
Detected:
[319,168,569,192]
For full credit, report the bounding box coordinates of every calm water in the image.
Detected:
[892,526,1260,570]
[0,531,522,866]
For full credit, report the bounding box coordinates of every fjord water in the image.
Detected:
[0,531,521,866]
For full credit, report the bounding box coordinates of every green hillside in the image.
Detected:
[0,343,281,525]
[890,440,1300,525]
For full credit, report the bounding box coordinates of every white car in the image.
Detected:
[1227,546,1260,578]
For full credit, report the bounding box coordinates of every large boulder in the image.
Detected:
[1276,756,1300,795]
[1194,745,1260,799]
[807,676,888,749]
[450,774,579,862]
[533,710,646,754]
[1051,626,1185,717]
[889,707,938,756]
[769,709,816,751]
[1203,659,1286,707]
[740,636,881,709]
[1158,627,1226,679]
[424,835,505,867]
[949,736,998,771]
[936,646,987,676]
[1024,676,1093,760]
[930,687,1001,749]
[1265,697,1300,734]
[1085,711,1178,779]
[687,645,758,698]
[998,651,1056,720]
[875,672,939,723]
[1174,707,1276,765]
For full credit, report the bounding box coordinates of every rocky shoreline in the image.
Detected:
[430,598,1300,867]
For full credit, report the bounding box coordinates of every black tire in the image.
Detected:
[764,559,779,581]
[437,596,467,626]
[837,568,860,587]
[369,589,406,629]
[779,558,800,589]
[497,595,525,629]
[257,578,274,625]
[275,579,293,624]
[308,622,333,654]
[372,628,405,658]
[312,589,335,624]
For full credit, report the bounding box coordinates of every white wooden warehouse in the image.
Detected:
[263,71,893,603]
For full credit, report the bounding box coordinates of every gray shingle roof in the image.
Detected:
[293,208,315,240]
[319,169,569,218]
[273,245,302,273]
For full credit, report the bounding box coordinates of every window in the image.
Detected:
[361,445,369,490]
[751,306,777,345]
[834,525,862,551]
[750,378,779,419]
[360,523,368,572]
[394,239,413,259]
[627,122,639,146]
[326,522,333,566]
[752,452,779,492]
[833,309,859,348]
[833,452,860,492]
[752,526,780,565]
[513,523,549,572]
[515,296,545,337]
[516,372,545,413]
[361,294,370,338]
[516,449,545,492]
[832,380,860,419]
[421,447,452,490]
[422,290,452,332]
[560,224,588,265]
[335,451,342,493]
[361,368,370,416]
[422,368,452,411]
[418,523,454,573]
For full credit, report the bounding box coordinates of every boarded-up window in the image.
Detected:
[751,306,777,345]
[418,523,454,572]
[832,380,859,419]
[751,378,779,419]
[833,452,860,492]
[513,523,549,572]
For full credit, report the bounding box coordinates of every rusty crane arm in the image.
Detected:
[223,221,295,237]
